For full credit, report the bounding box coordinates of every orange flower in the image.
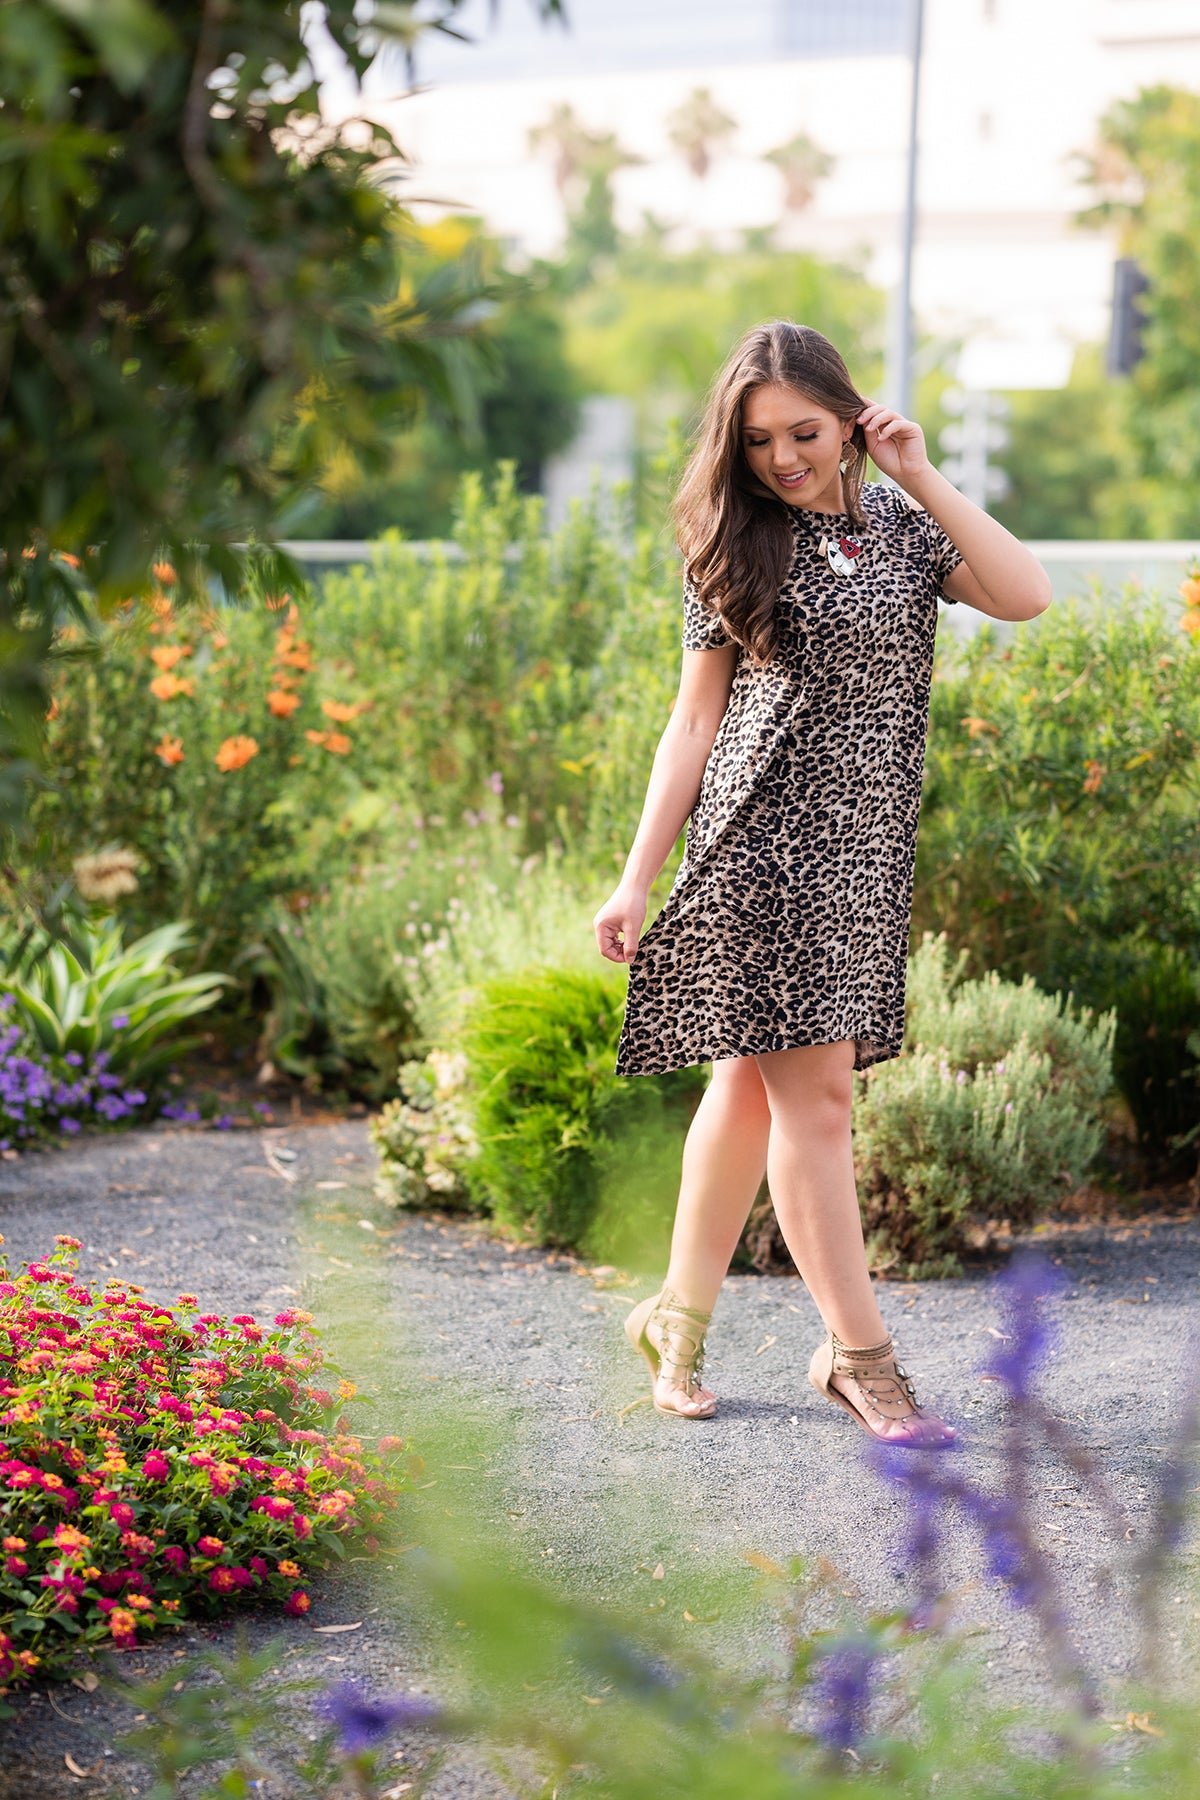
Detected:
[1083,760,1104,794]
[149,594,173,620]
[215,735,259,772]
[211,631,229,650]
[151,644,190,671]
[155,734,185,766]
[278,642,315,672]
[305,729,351,755]
[1179,575,1200,608]
[265,591,293,612]
[268,688,302,718]
[149,673,195,700]
[320,700,364,723]
[1180,609,1200,638]
[108,1609,137,1637]
[57,551,81,569]
[961,716,999,738]
[46,696,60,722]
[152,560,177,585]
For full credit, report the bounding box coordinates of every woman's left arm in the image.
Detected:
[857,401,1053,622]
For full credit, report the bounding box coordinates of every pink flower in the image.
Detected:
[251,1494,294,1521]
[109,1502,135,1530]
[208,1567,237,1593]
[293,1514,313,1541]
[4,1557,27,1577]
[283,1589,310,1616]
[197,1536,224,1558]
[162,1546,187,1571]
[142,1452,170,1481]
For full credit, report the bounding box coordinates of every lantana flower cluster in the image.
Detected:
[0,1000,148,1149]
[0,1236,410,1689]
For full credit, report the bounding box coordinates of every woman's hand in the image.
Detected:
[856,401,933,488]
[593,882,649,964]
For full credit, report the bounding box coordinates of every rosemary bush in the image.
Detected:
[853,933,1117,1276]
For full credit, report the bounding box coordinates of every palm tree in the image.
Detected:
[665,86,738,182]
[765,131,835,214]
[528,103,597,201]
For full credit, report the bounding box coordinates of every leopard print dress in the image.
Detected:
[614,481,962,1077]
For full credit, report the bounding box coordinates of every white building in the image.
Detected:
[322,0,1200,377]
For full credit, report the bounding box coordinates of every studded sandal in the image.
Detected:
[624,1286,717,1419]
[809,1331,956,1448]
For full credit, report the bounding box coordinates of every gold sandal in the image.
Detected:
[624,1286,716,1419]
[809,1331,955,1448]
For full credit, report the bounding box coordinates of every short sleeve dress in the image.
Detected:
[614,481,963,1078]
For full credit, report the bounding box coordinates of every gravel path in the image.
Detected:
[1,1122,1198,1796]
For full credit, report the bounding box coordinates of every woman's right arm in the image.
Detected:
[593,644,738,964]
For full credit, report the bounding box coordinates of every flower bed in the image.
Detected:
[0,1236,410,1689]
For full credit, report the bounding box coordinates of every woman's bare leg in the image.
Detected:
[645,1056,771,1413]
[753,1039,953,1443]
[753,1040,886,1345]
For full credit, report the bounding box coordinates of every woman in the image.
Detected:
[592,320,1051,1446]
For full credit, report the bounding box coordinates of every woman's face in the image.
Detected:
[740,383,850,513]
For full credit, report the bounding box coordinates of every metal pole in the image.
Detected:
[889,0,925,417]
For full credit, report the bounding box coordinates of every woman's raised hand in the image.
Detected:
[593,883,648,964]
[856,401,932,487]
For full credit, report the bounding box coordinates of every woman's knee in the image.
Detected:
[754,1043,854,1132]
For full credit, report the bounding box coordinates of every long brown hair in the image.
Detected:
[673,320,869,663]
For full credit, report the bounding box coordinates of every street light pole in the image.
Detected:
[888,0,925,419]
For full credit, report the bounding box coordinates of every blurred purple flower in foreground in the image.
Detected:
[812,1634,880,1754]
[320,1680,443,1755]
[982,1250,1066,1398]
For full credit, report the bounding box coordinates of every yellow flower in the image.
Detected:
[215,735,260,772]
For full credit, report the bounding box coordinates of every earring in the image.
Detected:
[839,442,851,473]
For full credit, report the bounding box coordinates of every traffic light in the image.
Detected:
[1107,257,1150,377]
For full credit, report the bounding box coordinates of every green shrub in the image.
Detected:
[458,966,704,1251]
[0,918,228,1082]
[918,587,1200,1163]
[853,933,1116,1277]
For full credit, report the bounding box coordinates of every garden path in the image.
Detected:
[1,1121,1198,1797]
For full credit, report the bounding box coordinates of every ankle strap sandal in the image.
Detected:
[809,1330,956,1448]
[624,1285,717,1419]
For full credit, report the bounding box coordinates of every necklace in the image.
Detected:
[791,507,865,578]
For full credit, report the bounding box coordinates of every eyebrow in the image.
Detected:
[742,418,821,432]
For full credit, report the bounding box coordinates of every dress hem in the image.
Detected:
[614,1027,901,1080]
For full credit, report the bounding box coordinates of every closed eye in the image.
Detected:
[745,433,818,446]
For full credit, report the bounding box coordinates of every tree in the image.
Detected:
[665,86,737,181]
[1073,84,1200,535]
[0,0,560,827]
[300,221,580,539]
[765,130,835,215]
[528,105,642,282]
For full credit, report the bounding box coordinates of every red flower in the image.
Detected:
[283,1589,310,1615]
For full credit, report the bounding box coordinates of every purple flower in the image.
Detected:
[319,1681,443,1755]
[122,1089,146,1108]
[982,1251,1065,1400]
[252,1101,273,1119]
[160,1100,202,1124]
[64,1051,84,1067]
[59,1118,81,1135]
[111,1012,130,1029]
[214,1114,234,1131]
[811,1635,878,1754]
[487,770,503,796]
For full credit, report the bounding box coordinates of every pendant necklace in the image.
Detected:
[793,508,866,578]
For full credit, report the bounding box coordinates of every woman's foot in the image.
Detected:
[810,1332,956,1448]
[624,1286,717,1419]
